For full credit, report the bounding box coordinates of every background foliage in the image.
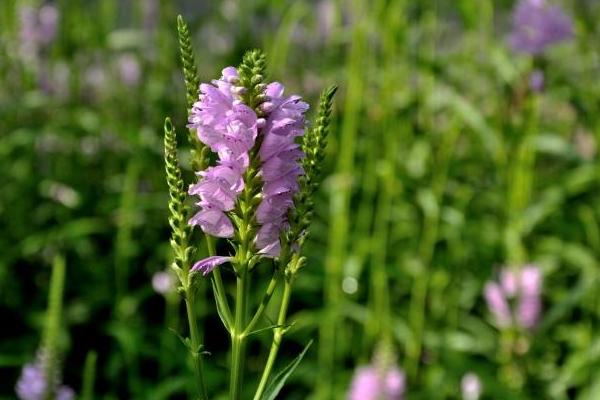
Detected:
[1,0,600,398]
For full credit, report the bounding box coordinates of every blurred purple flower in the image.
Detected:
[509,0,573,55]
[484,264,543,330]
[38,62,70,98]
[152,271,176,295]
[461,372,482,400]
[187,67,258,238]
[529,69,545,92]
[517,265,542,328]
[18,4,59,61]
[16,363,46,400]
[117,54,141,87]
[256,82,308,257]
[16,352,74,400]
[38,5,59,45]
[348,365,405,400]
[484,282,512,328]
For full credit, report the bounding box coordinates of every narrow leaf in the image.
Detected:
[261,339,314,400]
[211,279,232,333]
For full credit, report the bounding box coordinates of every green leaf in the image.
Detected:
[168,328,191,350]
[260,339,313,400]
[246,324,287,338]
[211,279,232,333]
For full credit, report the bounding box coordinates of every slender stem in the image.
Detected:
[253,278,293,400]
[230,271,249,400]
[185,290,208,400]
[243,273,280,336]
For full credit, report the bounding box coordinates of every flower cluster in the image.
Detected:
[15,351,74,400]
[187,67,259,238]
[187,64,308,271]
[509,0,573,55]
[348,364,405,400]
[484,265,542,330]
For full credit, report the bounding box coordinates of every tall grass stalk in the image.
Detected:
[365,0,405,346]
[114,160,140,302]
[319,1,367,396]
[81,351,97,400]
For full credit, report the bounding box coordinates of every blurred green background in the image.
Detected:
[2,0,600,398]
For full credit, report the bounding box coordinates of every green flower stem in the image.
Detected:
[163,119,208,399]
[253,275,294,400]
[161,290,179,377]
[206,234,233,327]
[184,288,208,400]
[230,269,250,400]
[243,273,280,336]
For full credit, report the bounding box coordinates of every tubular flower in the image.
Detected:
[256,82,309,256]
[483,265,543,330]
[191,256,233,275]
[509,0,573,55]
[187,67,259,238]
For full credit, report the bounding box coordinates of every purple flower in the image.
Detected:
[256,82,308,257]
[187,67,259,238]
[461,372,482,400]
[484,265,543,330]
[509,0,573,55]
[348,365,405,400]
[15,354,74,400]
[191,256,233,275]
